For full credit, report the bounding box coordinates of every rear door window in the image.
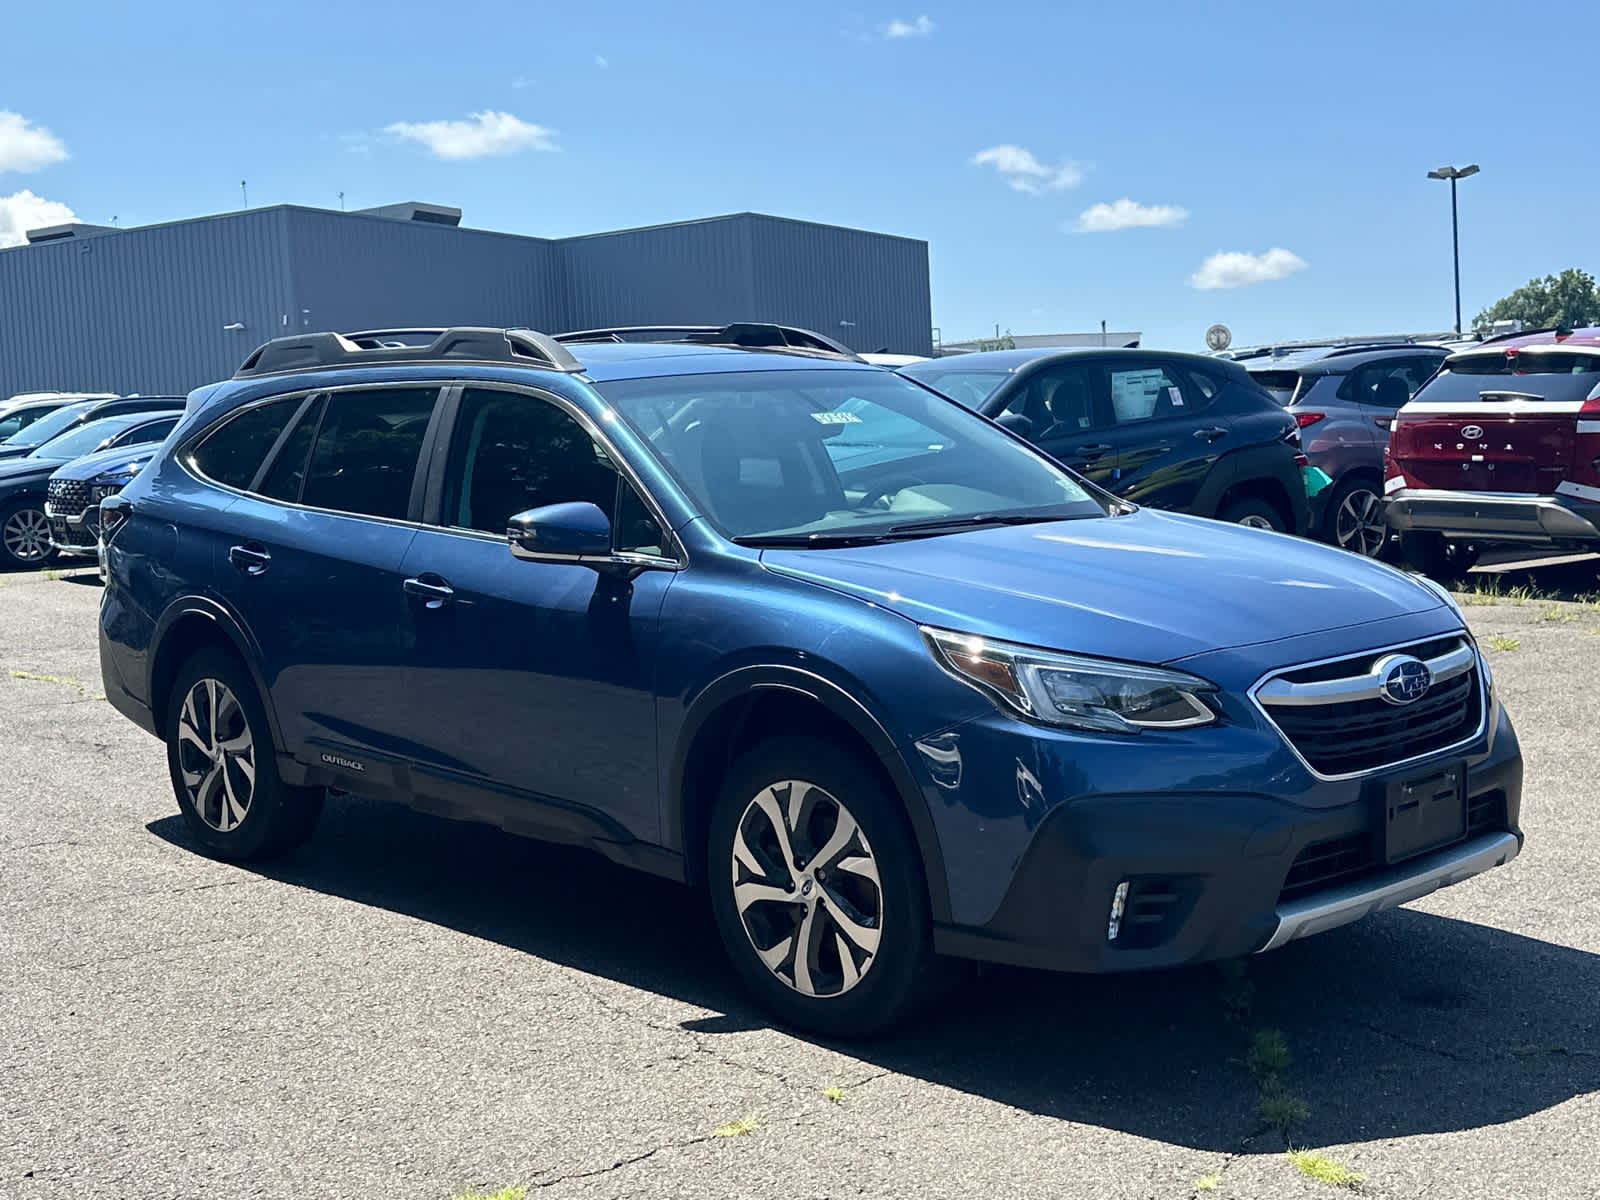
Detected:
[190,396,308,490]
[1342,359,1440,408]
[300,387,441,520]
[1106,363,1198,425]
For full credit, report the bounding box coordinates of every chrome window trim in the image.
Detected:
[1247,633,1489,782]
[424,380,688,569]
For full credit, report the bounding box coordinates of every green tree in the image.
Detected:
[1472,268,1600,336]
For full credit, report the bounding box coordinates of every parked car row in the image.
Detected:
[94,322,1522,1036]
[0,394,185,568]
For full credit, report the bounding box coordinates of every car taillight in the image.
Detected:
[1293,453,1310,467]
[1574,392,1600,485]
[1294,412,1325,428]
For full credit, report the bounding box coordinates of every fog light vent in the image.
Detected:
[1107,881,1130,941]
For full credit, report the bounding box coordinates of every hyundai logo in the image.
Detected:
[1461,424,1484,440]
[800,878,814,898]
[1377,654,1432,705]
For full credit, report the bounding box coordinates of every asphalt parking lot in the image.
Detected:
[2,563,1597,1200]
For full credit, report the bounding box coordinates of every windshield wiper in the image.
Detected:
[731,531,899,548]
[1479,390,1544,402]
[885,512,1070,536]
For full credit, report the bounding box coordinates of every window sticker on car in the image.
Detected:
[1168,387,1184,407]
[810,410,863,425]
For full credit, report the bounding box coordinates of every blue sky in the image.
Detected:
[1,0,1593,351]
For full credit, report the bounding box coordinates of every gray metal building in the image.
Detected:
[0,204,932,399]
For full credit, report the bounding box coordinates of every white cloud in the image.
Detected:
[884,15,934,37]
[594,55,609,68]
[971,144,1082,194]
[0,112,68,173]
[1190,247,1308,290]
[384,111,557,160]
[0,190,77,248]
[1073,197,1188,233]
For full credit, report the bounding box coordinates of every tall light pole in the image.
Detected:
[1427,164,1479,334]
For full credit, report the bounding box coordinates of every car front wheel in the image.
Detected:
[165,648,323,861]
[707,736,933,1037]
[0,499,56,569]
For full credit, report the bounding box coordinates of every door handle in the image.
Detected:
[1193,427,1228,442]
[403,575,455,609]
[1074,443,1113,457]
[228,544,271,575]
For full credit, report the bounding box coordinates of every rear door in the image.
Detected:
[1390,349,1600,494]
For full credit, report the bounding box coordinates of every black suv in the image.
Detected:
[899,349,1309,533]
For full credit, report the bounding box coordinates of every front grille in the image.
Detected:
[49,519,96,548]
[46,477,91,519]
[1258,639,1483,777]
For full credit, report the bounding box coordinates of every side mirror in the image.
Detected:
[508,502,613,563]
[996,412,1034,439]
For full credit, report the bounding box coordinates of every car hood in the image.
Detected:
[0,455,65,491]
[761,509,1448,665]
[51,443,156,482]
[0,444,41,461]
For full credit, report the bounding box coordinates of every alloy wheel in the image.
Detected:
[2,507,52,564]
[730,780,883,998]
[1335,488,1388,557]
[1236,514,1276,530]
[176,678,256,833]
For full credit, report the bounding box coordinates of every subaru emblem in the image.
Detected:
[1376,654,1432,705]
[1461,424,1484,440]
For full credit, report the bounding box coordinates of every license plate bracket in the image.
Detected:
[1384,762,1466,864]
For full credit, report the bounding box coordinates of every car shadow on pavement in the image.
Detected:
[148,796,1599,1154]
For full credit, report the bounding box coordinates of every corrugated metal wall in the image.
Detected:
[0,209,293,398]
[747,215,933,356]
[557,216,757,332]
[284,209,562,335]
[0,206,932,401]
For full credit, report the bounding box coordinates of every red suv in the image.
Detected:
[1385,327,1600,577]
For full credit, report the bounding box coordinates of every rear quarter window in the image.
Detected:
[190,396,308,490]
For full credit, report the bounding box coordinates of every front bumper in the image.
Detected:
[1386,487,1600,546]
[927,694,1523,975]
[45,505,100,557]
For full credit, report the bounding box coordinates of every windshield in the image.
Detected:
[30,413,155,460]
[1418,351,1600,406]
[1,401,93,448]
[597,368,1108,546]
[894,367,1012,410]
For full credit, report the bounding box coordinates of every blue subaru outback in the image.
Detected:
[98,324,1523,1035]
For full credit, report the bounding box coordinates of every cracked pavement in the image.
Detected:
[1,563,1597,1199]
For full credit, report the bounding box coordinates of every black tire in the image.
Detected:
[1322,475,1391,558]
[1217,495,1286,532]
[1398,531,1482,581]
[707,736,934,1037]
[164,648,323,861]
[0,497,57,570]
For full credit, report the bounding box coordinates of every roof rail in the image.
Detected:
[1474,326,1558,346]
[234,327,584,378]
[1316,341,1444,360]
[554,323,864,361]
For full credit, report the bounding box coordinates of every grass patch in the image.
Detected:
[822,1086,845,1104]
[8,669,87,690]
[452,1189,526,1200]
[1286,1149,1363,1188]
[1485,635,1521,652]
[712,1115,761,1138]
[1458,591,1499,606]
[1537,602,1580,623]
[1258,1085,1310,1137]
[1246,1029,1292,1082]
[41,568,62,581]
[1195,1174,1223,1191]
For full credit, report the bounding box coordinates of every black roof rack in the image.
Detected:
[554,323,864,361]
[234,327,585,379]
[1474,326,1557,347]
[1315,341,1447,360]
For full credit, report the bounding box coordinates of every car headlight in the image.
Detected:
[88,470,140,504]
[922,626,1219,734]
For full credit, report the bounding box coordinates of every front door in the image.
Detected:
[1098,360,1218,512]
[1002,362,1119,487]
[393,385,676,843]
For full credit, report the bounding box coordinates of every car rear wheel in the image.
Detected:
[1398,531,1481,581]
[165,648,323,861]
[1218,496,1285,532]
[707,736,933,1037]
[1326,477,1390,558]
[0,499,56,569]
